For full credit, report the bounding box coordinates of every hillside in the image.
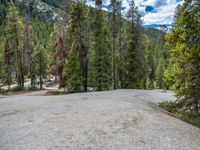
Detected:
[0,0,167,91]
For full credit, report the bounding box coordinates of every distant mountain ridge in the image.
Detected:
[144,24,173,29]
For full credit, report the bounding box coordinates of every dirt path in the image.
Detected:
[0,90,199,150]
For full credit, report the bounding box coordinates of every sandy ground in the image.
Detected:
[0,90,199,150]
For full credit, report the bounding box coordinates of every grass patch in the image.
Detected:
[179,112,200,128]
[159,101,200,128]
[46,90,66,95]
[159,101,178,113]
[0,86,40,95]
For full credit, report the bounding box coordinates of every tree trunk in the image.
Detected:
[112,8,116,90]
[15,24,24,89]
[39,52,42,90]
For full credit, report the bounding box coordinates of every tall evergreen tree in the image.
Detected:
[110,0,117,89]
[33,16,52,90]
[35,45,47,90]
[23,0,35,89]
[0,23,5,85]
[125,0,144,88]
[65,42,82,93]
[68,1,88,92]
[5,2,25,89]
[89,0,112,91]
[116,1,126,88]
[165,0,200,112]
[49,24,68,88]
[109,0,124,89]
[3,40,12,90]
[144,35,155,89]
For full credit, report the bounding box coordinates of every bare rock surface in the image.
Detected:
[0,90,199,150]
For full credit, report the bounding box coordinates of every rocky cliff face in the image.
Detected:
[33,0,62,21]
[19,0,63,22]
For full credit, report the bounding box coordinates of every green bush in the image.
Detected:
[0,88,7,93]
[160,101,200,128]
[159,101,178,113]
[180,112,200,128]
[46,91,65,95]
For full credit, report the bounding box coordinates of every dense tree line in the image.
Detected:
[1,0,155,92]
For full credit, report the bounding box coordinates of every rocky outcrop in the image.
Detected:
[19,0,63,22]
[33,0,62,22]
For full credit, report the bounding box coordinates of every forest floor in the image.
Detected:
[0,90,200,150]
[0,79,60,91]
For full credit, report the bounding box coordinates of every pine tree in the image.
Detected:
[65,42,82,93]
[89,0,112,91]
[125,0,144,88]
[49,24,68,88]
[23,0,35,89]
[109,0,124,89]
[110,0,117,89]
[116,1,126,88]
[3,40,12,90]
[32,16,53,90]
[0,23,5,86]
[156,57,164,89]
[68,1,88,92]
[144,35,155,89]
[5,2,25,89]
[165,0,200,112]
[34,44,47,90]
[143,28,169,89]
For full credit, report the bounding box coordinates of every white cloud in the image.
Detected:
[122,0,183,25]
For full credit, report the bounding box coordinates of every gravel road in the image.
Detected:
[0,90,199,150]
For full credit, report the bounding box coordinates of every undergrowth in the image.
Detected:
[159,101,200,128]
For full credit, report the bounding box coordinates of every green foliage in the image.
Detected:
[0,0,8,25]
[159,101,179,113]
[32,16,53,89]
[0,26,5,83]
[46,90,65,95]
[180,111,200,128]
[144,28,169,90]
[109,0,123,89]
[0,0,169,93]
[49,24,68,88]
[65,42,82,93]
[124,0,145,89]
[165,0,200,112]
[156,58,165,88]
[160,100,200,128]
[68,1,88,92]
[5,2,25,89]
[89,2,112,91]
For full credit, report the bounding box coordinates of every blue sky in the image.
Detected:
[88,0,183,28]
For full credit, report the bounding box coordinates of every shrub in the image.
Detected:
[159,101,178,113]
